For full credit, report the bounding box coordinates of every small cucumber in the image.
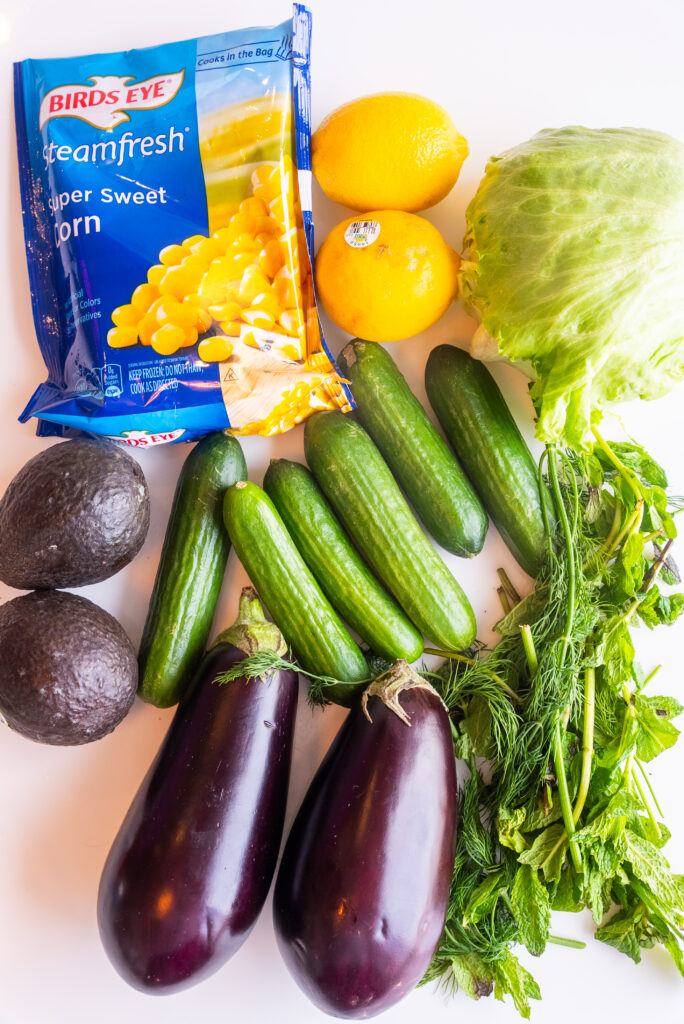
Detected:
[263,459,423,663]
[425,345,551,577]
[304,412,476,652]
[223,480,369,704]
[338,340,487,556]
[138,432,247,708]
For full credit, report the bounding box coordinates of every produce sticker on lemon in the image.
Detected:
[315,210,460,342]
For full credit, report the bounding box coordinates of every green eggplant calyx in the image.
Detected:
[214,586,287,657]
[361,659,445,726]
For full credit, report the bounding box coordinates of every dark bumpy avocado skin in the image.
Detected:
[0,591,137,745]
[0,438,150,589]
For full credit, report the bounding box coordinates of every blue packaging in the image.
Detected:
[14,5,351,448]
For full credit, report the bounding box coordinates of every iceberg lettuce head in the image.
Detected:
[459,127,684,448]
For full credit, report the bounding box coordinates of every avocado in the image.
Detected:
[0,590,137,745]
[0,438,150,589]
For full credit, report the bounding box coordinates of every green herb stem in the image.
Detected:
[551,720,581,870]
[641,537,675,592]
[635,757,664,819]
[498,568,522,607]
[498,586,512,615]
[519,625,538,676]
[546,445,576,664]
[545,445,582,870]
[607,499,645,564]
[537,448,554,561]
[633,769,662,841]
[572,667,595,825]
[547,935,587,950]
[591,427,644,504]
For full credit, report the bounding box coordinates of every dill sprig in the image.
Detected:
[214,649,373,703]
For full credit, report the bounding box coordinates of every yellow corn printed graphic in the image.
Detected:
[107,111,351,436]
[108,157,305,360]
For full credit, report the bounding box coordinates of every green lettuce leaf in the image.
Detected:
[460,127,684,448]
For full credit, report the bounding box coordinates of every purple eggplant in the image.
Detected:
[97,588,298,993]
[273,661,457,1019]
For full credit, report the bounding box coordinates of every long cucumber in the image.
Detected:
[223,480,369,704]
[264,458,423,662]
[138,432,247,708]
[337,339,487,556]
[304,412,476,651]
[425,345,552,577]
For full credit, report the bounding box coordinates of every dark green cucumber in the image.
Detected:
[425,345,552,577]
[337,339,487,557]
[138,432,247,708]
[304,412,476,651]
[263,459,423,662]
[223,480,369,704]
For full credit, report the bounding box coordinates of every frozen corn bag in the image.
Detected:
[14,5,352,446]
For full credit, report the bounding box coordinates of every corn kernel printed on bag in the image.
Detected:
[14,5,352,446]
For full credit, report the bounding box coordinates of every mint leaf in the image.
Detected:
[492,950,541,1019]
[637,587,684,629]
[522,798,563,832]
[664,935,684,979]
[452,725,474,761]
[615,829,684,919]
[595,902,649,963]
[463,870,504,925]
[590,617,635,689]
[518,824,568,883]
[460,696,494,757]
[496,807,528,854]
[494,589,547,636]
[634,694,682,762]
[580,788,641,840]
[596,442,668,489]
[583,861,614,923]
[552,868,583,912]
[617,533,646,599]
[510,865,550,956]
[448,953,495,1000]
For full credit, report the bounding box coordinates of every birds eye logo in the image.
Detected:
[38,72,185,131]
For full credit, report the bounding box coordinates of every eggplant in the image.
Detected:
[97,588,298,993]
[273,661,457,1019]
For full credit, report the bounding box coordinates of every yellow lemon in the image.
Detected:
[312,92,468,212]
[315,211,459,342]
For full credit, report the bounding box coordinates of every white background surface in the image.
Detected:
[1,2,684,1023]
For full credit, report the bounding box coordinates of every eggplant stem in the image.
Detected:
[361,659,444,725]
[214,586,287,657]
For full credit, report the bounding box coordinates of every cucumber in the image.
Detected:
[338,340,487,557]
[304,412,476,651]
[138,432,247,708]
[425,345,551,577]
[223,480,369,704]
[263,459,423,662]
